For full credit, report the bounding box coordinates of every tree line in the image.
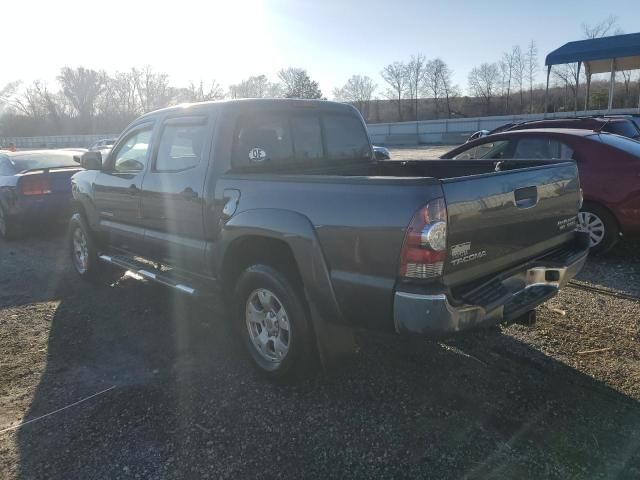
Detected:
[1,15,638,137]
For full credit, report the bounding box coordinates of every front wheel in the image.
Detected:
[232,264,316,381]
[68,213,121,283]
[577,204,619,254]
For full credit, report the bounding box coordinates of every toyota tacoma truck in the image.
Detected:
[69,99,589,379]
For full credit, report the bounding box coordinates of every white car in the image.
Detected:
[89,138,117,152]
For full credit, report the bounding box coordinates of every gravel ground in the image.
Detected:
[1,207,640,477]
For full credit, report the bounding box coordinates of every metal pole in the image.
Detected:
[575,61,581,114]
[544,65,551,117]
[608,59,616,112]
[584,63,591,111]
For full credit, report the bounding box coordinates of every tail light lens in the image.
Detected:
[399,198,447,279]
[20,176,52,196]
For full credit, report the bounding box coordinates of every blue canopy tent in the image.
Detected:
[544,32,640,113]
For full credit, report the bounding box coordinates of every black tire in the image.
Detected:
[578,203,619,255]
[68,213,121,283]
[0,205,22,240]
[232,264,316,381]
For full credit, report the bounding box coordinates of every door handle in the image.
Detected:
[180,188,198,200]
[128,184,139,195]
[514,186,538,209]
[222,189,241,220]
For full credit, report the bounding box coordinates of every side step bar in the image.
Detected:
[99,255,196,295]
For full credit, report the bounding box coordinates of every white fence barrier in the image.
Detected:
[2,107,639,149]
[367,108,639,145]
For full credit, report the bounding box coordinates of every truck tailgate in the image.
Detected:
[441,161,581,287]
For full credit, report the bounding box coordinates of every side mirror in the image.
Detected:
[80,151,102,170]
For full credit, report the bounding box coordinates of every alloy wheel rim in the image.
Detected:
[577,211,605,247]
[245,288,291,363]
[72,228,89,273]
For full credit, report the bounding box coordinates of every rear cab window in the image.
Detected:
[230,109,371,171]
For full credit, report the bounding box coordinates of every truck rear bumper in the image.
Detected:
[393,236,589,336]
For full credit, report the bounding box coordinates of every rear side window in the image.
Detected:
[323,113,370,162]
[602,121,640,139]
[598,134,640,157]
[155,121,207,172]
[232,114,293,168]
[512,137,574,160]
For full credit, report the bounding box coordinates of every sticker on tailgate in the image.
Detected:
[450,242,487,266]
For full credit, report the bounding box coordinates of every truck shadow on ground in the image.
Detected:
[12,268,640,479]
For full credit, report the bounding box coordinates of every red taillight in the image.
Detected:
[399,198,447,279]
[20,176,52,196]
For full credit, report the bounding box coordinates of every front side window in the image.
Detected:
[323,113,370,162]
[232,114,293,168]
[112,128,152,173]
[512,137,574,160]
[452,140,511,160]
[155,123,206,172]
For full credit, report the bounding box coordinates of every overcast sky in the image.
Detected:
[3,0,640,98]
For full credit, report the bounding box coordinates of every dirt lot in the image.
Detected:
[1,158,640,478]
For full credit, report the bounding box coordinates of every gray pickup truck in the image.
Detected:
[70,99,589,379]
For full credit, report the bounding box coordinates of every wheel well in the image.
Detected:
[221,236,304,297]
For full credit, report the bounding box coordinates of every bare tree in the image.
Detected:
[380,61,407,121]
[500,49,516,112]
[582,15,623,39]
[434,60,459,118]
[229,75,280,99]
[0,81,20,113]
[468,63,500,114]
[12,81,47,118]
[405,54,427,120]
[423,59,444,118]
[553,63,582,111]
[526,40,538,112]
[134,66,173,113]
[332,75,377,118]
[512,46,526,112]
[277,68,323,99]
[58,66,106,120]
[186,80,224,102]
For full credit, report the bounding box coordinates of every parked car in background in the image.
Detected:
[442,128,640,253]
[89,138,116,152]
[466,129,491,142]
[0,150,83,239]
[69,99,587,380]
[489,116,640,140]
[372,145,391,160]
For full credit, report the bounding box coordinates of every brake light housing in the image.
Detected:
[399,198,447,279]
[20,175,52,196]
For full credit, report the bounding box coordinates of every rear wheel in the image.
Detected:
[577,203,619,254]
[233,264,315,381]
[0,205,21,240]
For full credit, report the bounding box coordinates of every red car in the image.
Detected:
[442,129,640,253]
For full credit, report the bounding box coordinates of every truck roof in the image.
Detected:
[137,98,356,121]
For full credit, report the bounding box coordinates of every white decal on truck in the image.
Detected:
[249,148,267,162]
[451,242,471,258]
